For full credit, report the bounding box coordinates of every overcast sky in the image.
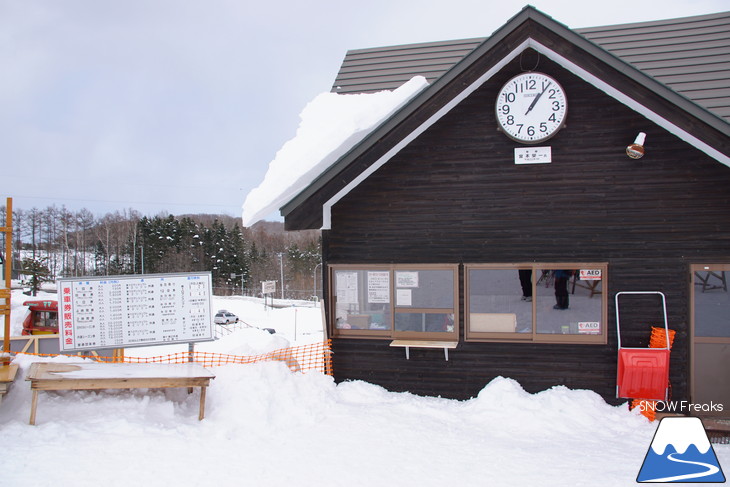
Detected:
[2,0,727,221]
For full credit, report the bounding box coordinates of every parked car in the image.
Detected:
[214,310,239,325]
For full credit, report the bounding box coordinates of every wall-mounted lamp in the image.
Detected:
[626,132,646,159]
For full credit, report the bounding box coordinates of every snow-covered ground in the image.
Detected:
[1,290,728,486]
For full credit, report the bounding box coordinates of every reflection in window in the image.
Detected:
[466,264,606,343]
[694,270,730,338]
[395,270,454,309]
[535,269,603,336]
[334,270,392,331]
[468,268,533,334]
[395,313,454,333]
[330,265,459,340]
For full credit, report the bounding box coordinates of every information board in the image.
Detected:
[57,272,214,352]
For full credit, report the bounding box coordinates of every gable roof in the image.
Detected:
[331,10,730,123]
[281,6,730,229]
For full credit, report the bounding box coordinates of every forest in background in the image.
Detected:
[0,205,322,299]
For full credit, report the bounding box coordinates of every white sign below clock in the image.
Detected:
[496,71,567,144]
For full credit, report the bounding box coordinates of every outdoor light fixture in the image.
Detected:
[626,132,646,159]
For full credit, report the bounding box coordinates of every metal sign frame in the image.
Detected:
[57,272,214,352]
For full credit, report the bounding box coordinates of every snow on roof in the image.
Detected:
[242,76,429,227]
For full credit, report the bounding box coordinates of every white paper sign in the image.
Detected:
[396,289,412,306]
[336,272,359,304]
[396,271,419,288]
[368,271,390,303]
[58,272,214,351]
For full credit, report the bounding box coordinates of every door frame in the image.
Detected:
[690,263,730,406]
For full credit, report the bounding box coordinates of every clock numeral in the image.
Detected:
[548,88,556,99]
[500,104,510,115]
[552,101,561,111]
[506,115,514,125]
[505,93,515,103]
[540,122,547,133]
[548,113,557,122]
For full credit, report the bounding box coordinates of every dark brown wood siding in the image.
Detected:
[323,53,730,403]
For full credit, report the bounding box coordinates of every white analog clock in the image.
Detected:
[495,72,567,144]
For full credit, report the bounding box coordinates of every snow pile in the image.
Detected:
[3,352,710,487]
[2,293,728,485]
[242,76,429,226]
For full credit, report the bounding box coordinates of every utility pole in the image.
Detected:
[313,262,322,300]
[277,253,284,300]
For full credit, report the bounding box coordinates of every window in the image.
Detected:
[465,263,607,344]
[330,264,458,340]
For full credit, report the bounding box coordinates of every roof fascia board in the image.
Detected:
[318,38,730,230]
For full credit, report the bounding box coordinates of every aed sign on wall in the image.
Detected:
[580,269,602,280]
[57,272,214,352]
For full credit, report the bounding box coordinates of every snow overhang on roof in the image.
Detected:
[246,6,730,230]
[241,76,429,227]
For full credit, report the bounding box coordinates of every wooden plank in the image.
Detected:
[389,340,458,349]
[0,364,18,382]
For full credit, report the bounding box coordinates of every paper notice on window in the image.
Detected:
[336,272,359,304]
[396,289,412,306]
[368,271,390,303]
[396,271,419,288]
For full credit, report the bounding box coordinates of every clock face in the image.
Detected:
[495,72,567,144]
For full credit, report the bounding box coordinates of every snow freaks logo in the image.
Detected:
[637,417,726,483]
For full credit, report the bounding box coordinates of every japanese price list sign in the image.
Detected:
[58,272,214,352]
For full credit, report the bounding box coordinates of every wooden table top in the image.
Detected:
[28,362,215,381]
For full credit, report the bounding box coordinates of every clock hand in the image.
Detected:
[524,81,552,116]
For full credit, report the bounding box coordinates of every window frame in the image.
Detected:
[329,264,459,341]
[465,263,608,344]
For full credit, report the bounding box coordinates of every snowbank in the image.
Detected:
[5,353,722,487]
[242,76,429,226]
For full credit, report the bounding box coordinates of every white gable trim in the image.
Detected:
[320,38,730,230]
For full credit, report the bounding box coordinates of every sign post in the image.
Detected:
[1,197,12,365]
[262,280,276,309]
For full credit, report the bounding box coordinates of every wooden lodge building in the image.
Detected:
[275,7,730,407]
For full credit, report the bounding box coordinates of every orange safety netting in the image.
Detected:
[14,340,333,376]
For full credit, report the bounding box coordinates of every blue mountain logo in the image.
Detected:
[637,417,726,483]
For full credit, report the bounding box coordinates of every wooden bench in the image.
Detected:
[0,363,18,404]
[26,362,215,425]
[390,340,458,361]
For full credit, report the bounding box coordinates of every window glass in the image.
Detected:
[395,313,454,333]
[330,265,458,340]
[395,270,454,308]
[333,270,392,331]
[465,264,606,343]
[468,268,532,333]
[694,270,730,338]
[535,269,603,336]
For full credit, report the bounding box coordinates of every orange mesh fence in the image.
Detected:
[13,340,333,376]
